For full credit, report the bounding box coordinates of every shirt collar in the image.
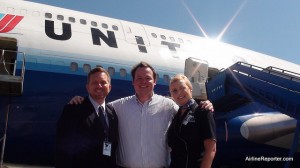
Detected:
[180,99,195,110]
[88,95,105,112]
[134,92,154,105]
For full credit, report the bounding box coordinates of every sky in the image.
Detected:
[27,0,300,65]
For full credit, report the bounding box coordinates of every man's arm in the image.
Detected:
[69,96,214,112]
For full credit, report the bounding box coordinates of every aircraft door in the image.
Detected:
[184,57,208,100]
[0,37,25,95]
[121,21,150,53]
[0,37,18,76]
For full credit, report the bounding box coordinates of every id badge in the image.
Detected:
[183,115,195,125]
[103,142,112,156]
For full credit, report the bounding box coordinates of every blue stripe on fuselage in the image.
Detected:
[17,53,173,85]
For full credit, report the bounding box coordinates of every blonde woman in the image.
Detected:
[167,74,217,168]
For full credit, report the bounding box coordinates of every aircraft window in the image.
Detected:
[70,62,78,71]
[108,67,115,76]
[151,33,157,38]
[178,38,184,43]
[163,75,170,83]
[102,23,108,29]
[120,68,127,77]
[69,17,75,23]
[170,37,175,41]
[96,65,103,68]
[112,25,118,31]
[45,13,52,19]
[80,19,87,25]
[83,64,91,73]
[91,21,97,27]
[57,15,64,21]
[160,35,166,40]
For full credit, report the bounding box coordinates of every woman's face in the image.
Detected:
[169,79,192,106]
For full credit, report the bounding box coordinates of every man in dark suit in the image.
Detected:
[55,67,119,168]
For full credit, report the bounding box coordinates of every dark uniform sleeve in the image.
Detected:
[55,105,80,168]
[198,109,217,141]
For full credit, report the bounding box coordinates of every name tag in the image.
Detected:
[103,142,112,156]
[182,114,195,125]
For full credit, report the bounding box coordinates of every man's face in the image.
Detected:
[132,67,156,98]
[86,72,111,104]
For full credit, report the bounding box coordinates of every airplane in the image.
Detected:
[0,0,299,167]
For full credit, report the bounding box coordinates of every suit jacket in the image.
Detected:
[55,97,119,168]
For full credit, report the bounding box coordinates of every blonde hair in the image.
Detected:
[169,74,193,90]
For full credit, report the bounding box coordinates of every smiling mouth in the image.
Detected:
[178,95,185,100]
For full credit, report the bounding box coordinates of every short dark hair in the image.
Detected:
[87,67,111,84]
[131,61,157,80]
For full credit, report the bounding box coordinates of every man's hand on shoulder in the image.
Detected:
[68,96,84,105]
[200,100,214,112]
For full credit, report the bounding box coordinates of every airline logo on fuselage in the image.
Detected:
[45,20,181,53]
[0,13,24,33]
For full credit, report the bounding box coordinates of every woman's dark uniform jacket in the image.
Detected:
[167,100,216,168]
[55,97,119,168]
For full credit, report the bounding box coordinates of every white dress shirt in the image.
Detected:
[88,95,107,124]
[109,94,178,168]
